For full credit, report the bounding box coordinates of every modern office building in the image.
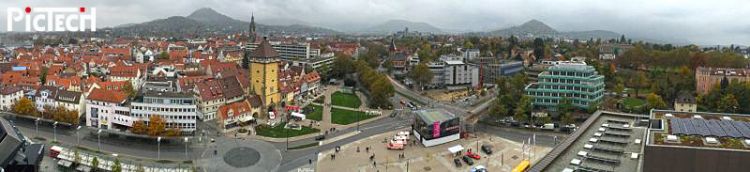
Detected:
[130,91,198,134]
[695,67,750,94]
[412,109,461,147]
[525,63,605,111]
[644,110,750,172]
[475,59,524,86]
[246,42,311,59]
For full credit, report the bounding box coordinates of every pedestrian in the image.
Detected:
[366,147,369,153]
[309,159,312,164]
[357,146,360,153]
[373,161,377,167]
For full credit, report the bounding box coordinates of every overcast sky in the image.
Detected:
[2,0,750,45]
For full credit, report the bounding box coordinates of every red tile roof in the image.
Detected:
[87,88,128,104]
[217,100,253,120]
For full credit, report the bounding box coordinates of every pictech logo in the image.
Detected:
[7,6,96,32]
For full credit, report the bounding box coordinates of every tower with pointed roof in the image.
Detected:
[249,37,281,109]
[249,13,257,43]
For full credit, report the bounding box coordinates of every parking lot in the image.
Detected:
[316,130,553,172]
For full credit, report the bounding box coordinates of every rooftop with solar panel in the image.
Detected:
[529,111,649,172]
[648,110,750,150]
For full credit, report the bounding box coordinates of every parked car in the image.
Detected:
[453,158,462,167]
[466,150,481,160]
[315,135,326,141]
[462,155,475,165]
[481,145,493,155]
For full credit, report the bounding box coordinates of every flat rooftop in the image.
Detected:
[648,110,750,151]
[530,111,648,172]
[415,109,456,124]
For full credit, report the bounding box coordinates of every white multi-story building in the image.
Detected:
[246,41,311,59]
[34,86,59,111]
[443,60,477,87]
[85,89,131,130]
[55,90,84,115]
[129,91,198,134]
[0,86,23,111]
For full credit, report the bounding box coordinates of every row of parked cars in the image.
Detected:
[497,118,578,133]
[453,145,493,171]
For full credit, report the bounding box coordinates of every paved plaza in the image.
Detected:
[317,130,553,172]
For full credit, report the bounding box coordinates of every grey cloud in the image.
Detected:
[1,0,750,45]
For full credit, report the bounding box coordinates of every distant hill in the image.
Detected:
[113,8,339,37]
[490,19,558,37]
[488,19,621,40]
[362,19,442,33]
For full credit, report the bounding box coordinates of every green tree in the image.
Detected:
[331,55,355,79]
[40,66,49,84]
[12,97,37,116]
[91,157,99,171]
[112,158,122,172]
[632,71,649,97]
[533,38,545,61]
[717,94,739,113]
[646,93,667,109]
[513,96,532,122]
[489,99,508,119]
[159,51,169,60]
[122,80,136,99]
[73,149,81,165]
[561,112,575,125]
[587,102,600,114]
[614,83,625,94]
[408,63,434,90]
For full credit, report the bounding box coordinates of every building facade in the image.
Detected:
[249,39,281,107]
[130,91,198,134]
[85,89,130,130]
[0,86,23,111]
[695,67,750,94]
[525,64,605,111]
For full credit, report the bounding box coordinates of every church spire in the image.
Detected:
[249,12,257,43]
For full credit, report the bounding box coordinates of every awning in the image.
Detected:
[57,160,73,167]
[448,145,464,153]
[240,115,254,122]
[291,112,306,120]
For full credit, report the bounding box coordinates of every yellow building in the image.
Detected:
[249,39,281,107]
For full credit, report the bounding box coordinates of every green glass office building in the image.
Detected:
[525,64,605,111]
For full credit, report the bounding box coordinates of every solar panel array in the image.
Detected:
[670,118,750,138]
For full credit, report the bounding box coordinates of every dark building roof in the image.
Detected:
[0,86,22,95]
[55,90,82,104]
[0,118,25,168]
[675,92,696,104]
[251,39,280,59]
[247,96,262,107]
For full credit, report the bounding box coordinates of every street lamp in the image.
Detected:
[52,121,58,142]
[184,137,189,160]
[157,137,162,160]
[76,126,82,147]
[97,129,102,151]
[35,118,40,138]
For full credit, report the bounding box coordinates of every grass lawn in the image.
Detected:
[331,107,374,125]
[622,97,646,108]
[255,122,320,138]
[331,91,361,109]
[305,104,323,121]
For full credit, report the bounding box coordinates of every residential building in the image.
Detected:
[85,89,130,131]
[34,86,59,111]
[54,90,83,115]
[674,92,697,113]
[130,91,198,134]
[194,77,245,121]
[463,48,480,61]
[0,86,23,111]
[525,63,605,111]
[645,110,750,172]
[695,67,750,94]
[598,43,633,60]
[216,100,259,133]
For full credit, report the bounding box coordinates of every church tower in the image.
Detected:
[243,13,258,69]
[249,37,281,109]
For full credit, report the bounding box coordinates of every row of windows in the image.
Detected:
[132,106,196,113]
[131,113,197,120]
[534,98,592,106]
[548,70,594,77]
[537,84,603,92]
